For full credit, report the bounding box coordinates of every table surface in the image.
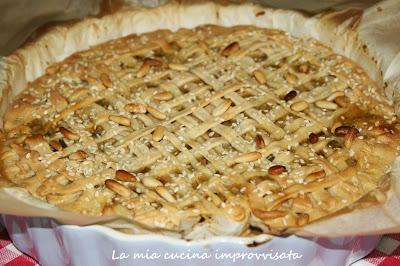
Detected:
[0,226,398,266]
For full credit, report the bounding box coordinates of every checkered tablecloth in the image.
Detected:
[0,225,398,266]
[0,228,38,266]
[352,234,400,266]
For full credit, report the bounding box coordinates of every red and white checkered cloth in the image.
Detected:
[353,234,400,266]
[0,228,38,266]
[0,225,398,266]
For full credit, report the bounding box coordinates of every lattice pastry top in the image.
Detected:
[1,25,400,238]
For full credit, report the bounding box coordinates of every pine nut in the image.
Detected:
[124,103,147,114]
[268,165,286,175]
[59,127,80,140]
[105,179,131,197]
[334,126,359,137]
[168,63,188,71]
[290,101,308,112]
[144,58,162,66]
[235,152,261,163]
[85,76,102,87]
[305,170,326,183]
[256,10,265,16]
[136,58,162,78]
[115,170,136,182]
[253,70,267,84]
[254,134,265,148]
[344,129,357,148]
[222,41,240,56]
[315,100,338,110]
[284,90,297,102]
[327,91,345,101]
[109,115,131,126]
[100,73,112,88]
[50,140,62,151]
[153,92,173,101]
[152,126,164,142]
[155,187,176,203]
[147,106,166,120]
[142,176,163,188]
[69,150,88,160]
[136,63,150,78]
[308,133,319,144]
[212,99,232,116]
[334,96,349,107]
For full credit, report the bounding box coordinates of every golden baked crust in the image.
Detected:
[1,25,399,236]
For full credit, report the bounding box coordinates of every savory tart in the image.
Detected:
[1,25,399,237]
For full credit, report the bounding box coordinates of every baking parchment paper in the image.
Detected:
[0,0,382,56]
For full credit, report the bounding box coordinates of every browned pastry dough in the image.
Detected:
[1,25,400,235]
